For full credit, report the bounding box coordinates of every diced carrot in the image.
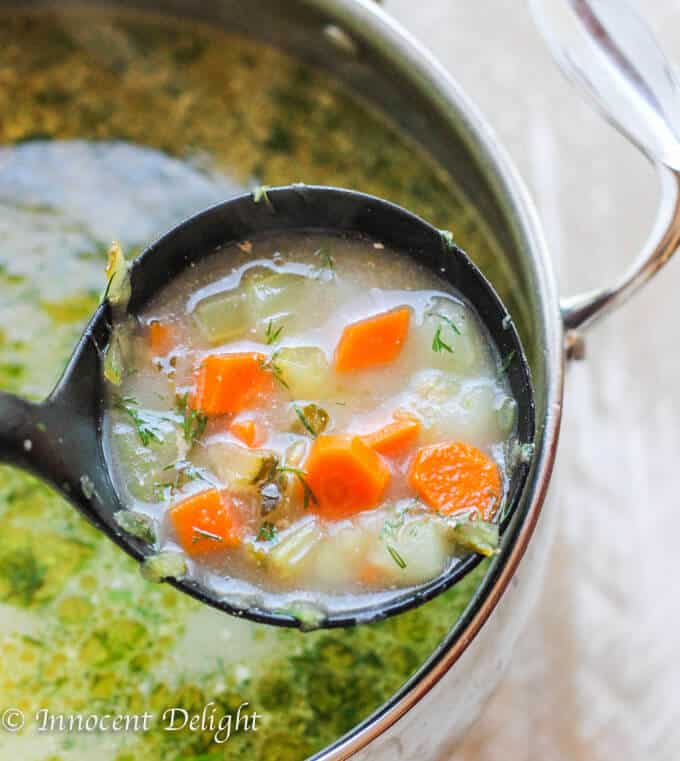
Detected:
[229,416,266,448]
[361,414,421,456]
[334,307,411,372]
[306,435,391,521]
[170,489,241,557]
[148,320,176,356]
[191,352,272,416]
[407,441,502,519]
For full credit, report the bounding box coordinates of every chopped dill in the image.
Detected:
[260,351,290,389]
[432,325,453,354]
[265,319,284,345]
[277,465,318,509]
[314,246,335,277]
[154,460,210,499]
[113,395,163,446]
[175,392,208,444]
[428,311,461,335]
[387,545,407,569]
[293,403,317,437]
[257,522,278,542]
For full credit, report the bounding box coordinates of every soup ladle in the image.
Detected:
[0,187,535,629]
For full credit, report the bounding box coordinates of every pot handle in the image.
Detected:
[531,0,680,333]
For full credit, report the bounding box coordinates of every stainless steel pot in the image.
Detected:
[11,1,678,759]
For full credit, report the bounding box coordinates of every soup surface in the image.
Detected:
[0,9,511,761]
[107,233,517,616]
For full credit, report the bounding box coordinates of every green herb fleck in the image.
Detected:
[314,247,335,277]
[257,522,278,542]
[113,395,163,446]
[0,548,46,605]
[260,351,290,389]
[175,392,208,444]
[432,325,453,354]
[496,351,516,379]
[428,312,461,335]
[293,404,317,437]
[387,545,407,569]
[277,466,318,509]
[265,319,284,345]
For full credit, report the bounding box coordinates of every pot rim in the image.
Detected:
[304,1,565,758]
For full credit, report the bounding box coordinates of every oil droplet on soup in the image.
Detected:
[106,232,518,615]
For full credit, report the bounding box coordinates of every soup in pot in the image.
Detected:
[0,9,516,760]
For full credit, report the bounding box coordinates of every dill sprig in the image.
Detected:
[175,392,208,444]
[314,246,335,277]
[428,311,461,335]
[260,351,290,389]
[113,395,163,446]
[257,522,278,542]
[265,319,284,345]
[277,466,318,509]
[293,403,317,437]
[432,325,453,354]
[387,545,407,569]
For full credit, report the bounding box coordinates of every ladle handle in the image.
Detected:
[0,390,73,488]
[531,0,680,332]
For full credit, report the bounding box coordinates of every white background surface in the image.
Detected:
[384,2,680,760]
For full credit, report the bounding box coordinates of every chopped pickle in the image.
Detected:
[206,443,277,491]
[248,271,310,323]
[446,518,499,557]
[291,403,330,437]
[192,288,250,344]
[274,346,330,398]
[140,552,187,583]
[104,240,131,308]
[266,517,322,578]
[113,510,156,545]
[103,332,125,386]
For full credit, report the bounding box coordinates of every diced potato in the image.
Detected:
[408,372,503,447]
[266,517,323,579]
[274,346,330,398]
[420,298,483,374]
[366,517,450,586]
[192,288,250,344]
[206,443,277,492]
[310,524,369,589]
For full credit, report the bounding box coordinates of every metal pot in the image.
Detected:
[9,1,676,759]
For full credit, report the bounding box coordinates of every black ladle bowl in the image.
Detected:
[0,186,534,630]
